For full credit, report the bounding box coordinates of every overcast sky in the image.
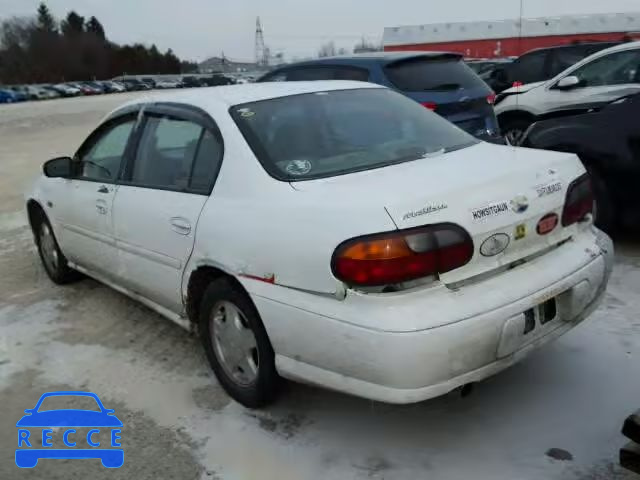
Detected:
[1,0,639,61]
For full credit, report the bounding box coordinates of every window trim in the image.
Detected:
[72,110,141,184]
[118,102,225,195]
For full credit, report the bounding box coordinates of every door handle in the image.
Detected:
[170,217,192,235]
[96,199,108,215]
[97,185,109,194]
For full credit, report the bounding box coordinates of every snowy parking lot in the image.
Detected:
[0,93,639,480]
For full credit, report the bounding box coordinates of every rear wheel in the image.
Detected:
[35,214,80,284]
[502,118,533,146]
[199,278,280,408]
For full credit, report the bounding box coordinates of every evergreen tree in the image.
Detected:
[61,11,84,36]
[36,2,57,33]
[85,16,105,40]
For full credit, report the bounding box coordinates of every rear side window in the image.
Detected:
[385,57,486,92]
[128,115,222,193]
[510,51,548,84]
[282,66,369,82]
[549,48,588,76]
[190,130,223,193]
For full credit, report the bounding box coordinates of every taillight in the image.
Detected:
[537,213,559,235]
[512,81,524,88]
[486,93,496,105]
[421,102,437,111]
[561,174,593,226]
[331,224,473,287]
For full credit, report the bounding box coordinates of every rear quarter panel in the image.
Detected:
[183,105,397,296]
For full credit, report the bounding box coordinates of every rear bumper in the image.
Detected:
[244,228,613,404]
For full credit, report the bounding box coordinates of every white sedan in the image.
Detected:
[26,81,613,407]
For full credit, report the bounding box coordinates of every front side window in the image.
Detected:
[77,116,136,181]
[570,50,640,87]
[231,88,477,181]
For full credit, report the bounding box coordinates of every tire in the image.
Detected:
[590,171,616,233]
[199,278,280,408]
[502,118,533,146]
[34,213,81,284]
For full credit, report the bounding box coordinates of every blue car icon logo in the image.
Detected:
[16,391,123,468]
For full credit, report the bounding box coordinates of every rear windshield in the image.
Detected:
[385,57,487,92]
[230,88,478,181]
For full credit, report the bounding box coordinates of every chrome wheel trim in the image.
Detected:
[39,223,59,273]
[505,128,524,146]
[210,301,259,386]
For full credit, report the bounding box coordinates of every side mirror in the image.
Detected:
[43,156,73,178]
[556,76,581,90]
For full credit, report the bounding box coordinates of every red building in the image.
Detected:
[383,13,640,58]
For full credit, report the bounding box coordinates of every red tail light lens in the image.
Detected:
[331,224,474,287]
[421,102,438,111]
[512,81,524,88]
[561,174,593,226]
[537,213,558,235]
[486,93,496,105]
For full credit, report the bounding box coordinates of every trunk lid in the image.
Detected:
[293,142,585,286]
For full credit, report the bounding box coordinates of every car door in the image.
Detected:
[52,111,139,276]
[111,104,224,313]
[541,48,640,112]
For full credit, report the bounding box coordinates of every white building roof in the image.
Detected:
[384,12,640,46]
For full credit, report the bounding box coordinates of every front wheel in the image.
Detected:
[502,118,533,146]
[35,214,81,284]
[199,278,280,408]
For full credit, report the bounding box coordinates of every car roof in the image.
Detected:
[118,80,383,111]
[521,41,622,56]
[267,51,462,69]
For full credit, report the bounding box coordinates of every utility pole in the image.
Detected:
[255,17,266,67]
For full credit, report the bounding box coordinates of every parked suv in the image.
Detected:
[486,42,621,93]
[258,52,501,142]
[496,41,640,144]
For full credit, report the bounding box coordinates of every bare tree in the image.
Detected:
[318,41,336,58]
[353,37,382,54]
